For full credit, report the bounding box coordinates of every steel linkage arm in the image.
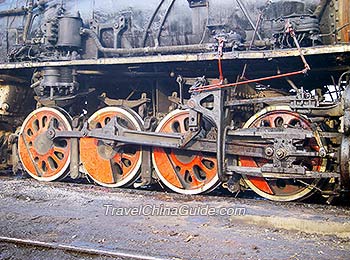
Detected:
[48,117,185,149]
[47,112,338,179]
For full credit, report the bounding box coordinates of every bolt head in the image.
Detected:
[265,147,274,157]
[188,99,196,109]
[319,148,326,157]
[276,149,286,160]
[46,129,55,139]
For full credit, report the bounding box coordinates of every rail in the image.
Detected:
[0,236,172,260]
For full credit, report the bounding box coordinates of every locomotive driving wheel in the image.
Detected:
[240,106,327,201]
[18,107,72,181]
[80,107,143,187]
[152,110,220,195]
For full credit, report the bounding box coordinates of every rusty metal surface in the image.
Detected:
[337,0,350,42]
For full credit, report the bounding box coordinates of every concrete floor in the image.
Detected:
[0,175,349,260]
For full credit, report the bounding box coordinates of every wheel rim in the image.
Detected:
[18,107,72,181]
[80,107,143,187]
[152,110,220,195]
[240,106,327,201]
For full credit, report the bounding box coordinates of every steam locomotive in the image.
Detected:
[0,0,349,202]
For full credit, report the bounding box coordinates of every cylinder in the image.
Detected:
[42,67,60,86]
[57,16,83,48]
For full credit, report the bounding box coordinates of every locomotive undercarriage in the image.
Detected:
[7,54,348,202]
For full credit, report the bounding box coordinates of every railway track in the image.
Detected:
[0,236,172,260]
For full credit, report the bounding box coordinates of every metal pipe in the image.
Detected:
[235,0,262,40]
[249,1,271,49]
[0,7,27,17]
[338,70,350,89]
[142,0,166,47]
[155,0,176,47]
[286,77,299,91]
[199,1,210,44]
[81,28,212,55]
[23,0,34,43]
[0,0,48,17]
[313,0,331,20]
[249,13,263,49]
[30,80,41,89]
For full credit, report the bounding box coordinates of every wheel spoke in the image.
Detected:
[121,153,135,164]
[179,118,187,133]
[53,146,67,155]
[199,157,216,173]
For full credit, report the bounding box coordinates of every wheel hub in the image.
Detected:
[171,150,196,164]
[97,141,117,160]
[33,133,53,155]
